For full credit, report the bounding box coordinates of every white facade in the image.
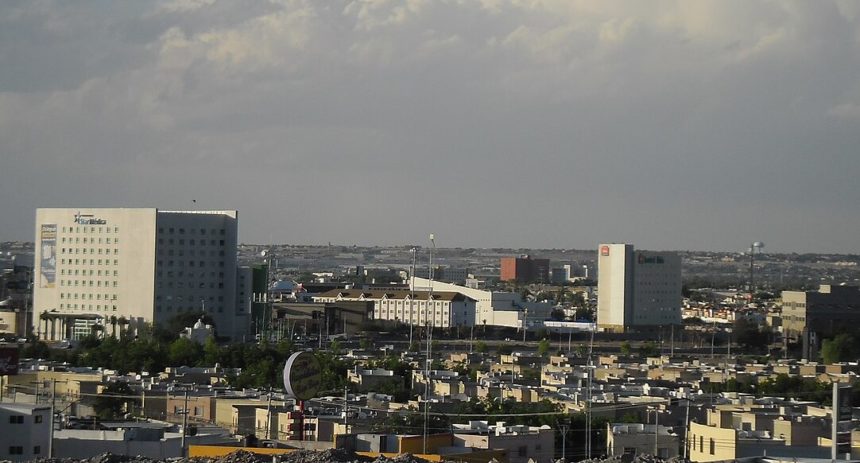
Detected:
[313,289,476,328]
[410,277,552,328]
[0,403,51,462]
[33,208,247,340]
[597,243,681,332]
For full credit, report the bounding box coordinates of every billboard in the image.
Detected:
[0,347,19,375]
[283,351,321,401]
[40,224,57,288]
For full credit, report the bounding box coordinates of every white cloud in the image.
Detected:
[1,0,860,251]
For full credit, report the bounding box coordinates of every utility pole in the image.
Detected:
[683,399,691,460]
[49,379,55,458]
[343,387,349,431]
[522,308,528,342]
[558,423,569,463]
[670,324,675,357]
[180,390,189,456]
[424,233,435,456]
[265,389,272,439]
[585,327,594,459]
[410,248,416,348]
[469,324,474,354]
[653,408,659,457]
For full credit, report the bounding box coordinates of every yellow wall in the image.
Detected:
[399,434,453,454]
[688,422,736,462]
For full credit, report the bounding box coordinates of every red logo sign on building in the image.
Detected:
[600,246,610,256]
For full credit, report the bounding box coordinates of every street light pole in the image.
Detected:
[49,379,55,458]
[522,308,528,342]
[423,233,435,455]
[410,248,416,348]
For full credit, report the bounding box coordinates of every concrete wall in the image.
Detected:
[689,422,737,462]
[0,404,51,462]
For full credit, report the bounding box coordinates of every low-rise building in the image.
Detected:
[452,420,554,463]
[0,403,51,462]
[606,423,679,459]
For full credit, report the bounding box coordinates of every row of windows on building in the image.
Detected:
[61,269,117,276]
[60,292,117,300]
[158,227,226,235]
[157,305,224,313]
[8,415,42,424]
[60,236,118,244]
[157,281,224,289]
[377,310,448,317]
[60,247,118,255]
[158,238,225,246]
[158,270,225,279]
[158,250,225,259]
[60,258,119,266]
[59,280,118,288]
[158,260,225,268]
[61,226,119,234]
[59,303,117,312]
[8,446,40,455]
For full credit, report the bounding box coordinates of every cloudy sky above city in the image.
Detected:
[2,0,859,253]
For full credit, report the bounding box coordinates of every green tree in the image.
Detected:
[94,381,138,419]
[475,341,487,353]
[639,341,658,357]
[821,334,859,364]
[168,338,204,367]
[203,336,220,366]
[538,338,551,357]
[620,341,632,356]
[733,318,768,351]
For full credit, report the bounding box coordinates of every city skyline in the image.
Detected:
[2,2,860,254]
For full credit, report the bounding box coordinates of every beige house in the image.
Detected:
[452,421,554,463]
[606,423,679,459]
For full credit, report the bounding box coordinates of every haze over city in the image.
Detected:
[2,1,860,253]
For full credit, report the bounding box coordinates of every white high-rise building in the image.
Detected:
[597,243,681,332]
[33,208,248,340]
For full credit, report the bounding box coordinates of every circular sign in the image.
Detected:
[283,351,321,401]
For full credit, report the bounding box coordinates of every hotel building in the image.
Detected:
[597,243,682,332]
[33,208,247,340]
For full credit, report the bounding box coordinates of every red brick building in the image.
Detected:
[500,255,550,283]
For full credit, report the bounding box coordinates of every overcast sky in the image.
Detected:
[2,1,860,253]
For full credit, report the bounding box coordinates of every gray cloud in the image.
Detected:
[1,0,860,253]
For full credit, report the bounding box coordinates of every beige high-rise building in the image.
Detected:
[33,208,247,340]
[597,243,682,332]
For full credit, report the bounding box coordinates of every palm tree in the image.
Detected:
[117,316,129,339]
[90,323,104,339]
[109,315,118,338]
